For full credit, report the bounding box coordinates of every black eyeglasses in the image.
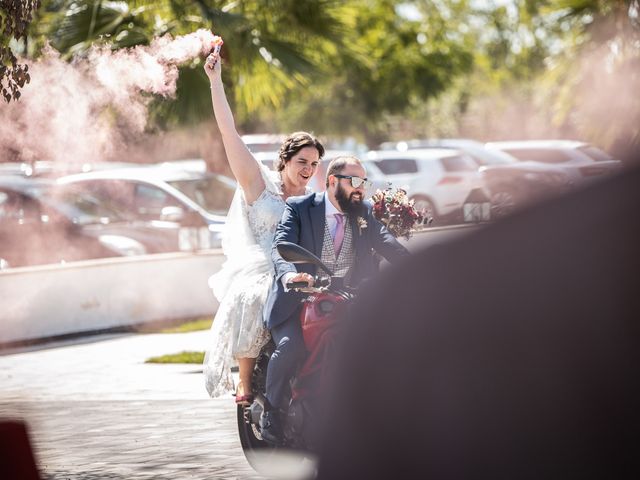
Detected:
[333,174,372,189]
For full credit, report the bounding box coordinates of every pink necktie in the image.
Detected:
[333,213,345,255]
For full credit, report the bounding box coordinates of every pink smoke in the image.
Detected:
[0,29,220,165]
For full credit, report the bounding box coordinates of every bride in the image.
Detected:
[202,38,325,404]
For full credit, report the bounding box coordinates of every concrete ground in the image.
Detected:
[0,330,265,479]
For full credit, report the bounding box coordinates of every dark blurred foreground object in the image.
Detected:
[0,421,40,480]
[317,166,640,479]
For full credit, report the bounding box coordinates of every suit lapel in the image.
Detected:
[310,192,325,256]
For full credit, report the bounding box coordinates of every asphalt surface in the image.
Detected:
[0,330,267,479]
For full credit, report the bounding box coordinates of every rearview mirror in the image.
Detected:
[276,241,333,277]
[160,206,184,222]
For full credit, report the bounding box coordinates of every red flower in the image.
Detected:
[371,187,425,239]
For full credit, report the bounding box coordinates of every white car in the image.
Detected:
[365,149,485,223]
[57,164,236,249]
[485,140,622,182]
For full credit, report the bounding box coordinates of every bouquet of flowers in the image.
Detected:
[371,187,427,239]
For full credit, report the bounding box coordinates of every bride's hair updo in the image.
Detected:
[275,132,325,172]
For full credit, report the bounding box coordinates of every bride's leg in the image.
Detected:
[237,357,256,398]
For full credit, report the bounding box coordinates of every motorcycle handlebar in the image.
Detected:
[286,281,311,290]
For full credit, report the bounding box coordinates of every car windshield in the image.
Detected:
[440,155,479,172]
[374,159,419,175]
[168,176,235,214]
[39,187,130,225]
[504,148,573,164]
[577,146,613,162]
[469,147,517,165]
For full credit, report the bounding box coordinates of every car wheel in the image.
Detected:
[411,196,436,226]
[490,188,519,219]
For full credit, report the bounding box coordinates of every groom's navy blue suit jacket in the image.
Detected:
[263,192,410,329]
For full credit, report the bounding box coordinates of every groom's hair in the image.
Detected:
[275,131,325,172]
[325,156,362,188]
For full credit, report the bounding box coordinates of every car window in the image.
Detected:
[374,159,418,175]
[503,149,572,164]
[42,187,128,224]
[168,177,235,214]
[361,161,384,179]
[466,147,516,165]
[135,184,172,206]
[578,146,613,162]
[440,155,478,172]
[0,190,40,223]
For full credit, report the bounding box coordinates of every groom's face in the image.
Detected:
[333,164,367,215]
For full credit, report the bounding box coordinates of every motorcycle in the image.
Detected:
[237,241,356,468]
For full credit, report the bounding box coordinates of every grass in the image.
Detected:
[145,351,205,364]
[142,318,212,363]
[159,318,212,333]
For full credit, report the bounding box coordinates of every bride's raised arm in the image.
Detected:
[204,42,265,205]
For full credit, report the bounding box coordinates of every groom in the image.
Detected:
[260,155,410,445]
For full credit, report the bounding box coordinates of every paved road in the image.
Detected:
[0,225,479,479]
[0,331,265,479]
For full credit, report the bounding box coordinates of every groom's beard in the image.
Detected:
[336,183,366,217]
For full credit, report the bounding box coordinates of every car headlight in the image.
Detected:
[98,235,147,256]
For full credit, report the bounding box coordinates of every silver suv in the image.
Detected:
[57,162,236,249]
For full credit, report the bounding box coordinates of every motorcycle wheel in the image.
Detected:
[237,403,271,451]
[237,343,276,469]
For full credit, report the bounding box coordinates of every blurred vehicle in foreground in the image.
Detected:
[379,138,574,218]
[0,176,180,269]
[57,164,236,250]
[365,149,483,224]
[485,140,623,182]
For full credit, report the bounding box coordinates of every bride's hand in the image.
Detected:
[204,44,222,82]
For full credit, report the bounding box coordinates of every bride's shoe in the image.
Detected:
[234,382,254,406]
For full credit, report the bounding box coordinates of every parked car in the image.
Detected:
[365,149,484,224]
[57,164,236,249]
[0,176,180,269]
[0,160,145,178]
[378,138,574,218]
[485,140,623,182]
[241,133,286,153]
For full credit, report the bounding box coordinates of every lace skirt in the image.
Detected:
[203,258,272,398]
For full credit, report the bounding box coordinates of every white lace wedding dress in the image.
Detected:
[203,164,302,398]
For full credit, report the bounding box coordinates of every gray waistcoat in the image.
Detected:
[320,217,355,281]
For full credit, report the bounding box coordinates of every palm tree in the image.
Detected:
[25,1,351,170]
[31,0,349,126]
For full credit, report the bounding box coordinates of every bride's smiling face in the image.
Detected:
[281,146,320,191]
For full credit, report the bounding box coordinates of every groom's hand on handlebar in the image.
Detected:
[283,272,315,291]
[290,272,315,288]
